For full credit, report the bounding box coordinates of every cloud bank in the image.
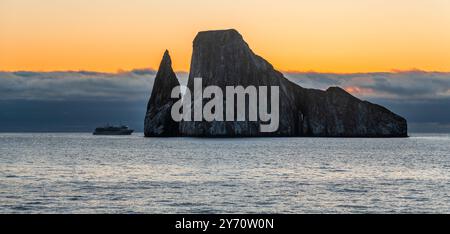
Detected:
[2,70,449,102]
[0,70,449,132]
[0,70,154,101]
[0,70,189,101]
[285,71,450,101]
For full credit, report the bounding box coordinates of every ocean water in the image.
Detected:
[0,133,449,214]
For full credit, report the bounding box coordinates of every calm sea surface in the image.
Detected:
[0,133,449,213]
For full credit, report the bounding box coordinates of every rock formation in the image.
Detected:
[146,29,408,137]
[144,50,181,137]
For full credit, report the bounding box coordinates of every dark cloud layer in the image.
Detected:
[0,70,189,101]
[285,71,450,100]
[0,71,155,101]
[0,70,449,132]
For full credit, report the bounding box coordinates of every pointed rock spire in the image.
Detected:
[144,50,181,137]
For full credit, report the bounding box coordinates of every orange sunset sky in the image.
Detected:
[1,0,450,73]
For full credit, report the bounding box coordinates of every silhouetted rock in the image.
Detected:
[146,29,408,137]
[296,86,408,137]
[144,50,181,137]
[179,29,407,137]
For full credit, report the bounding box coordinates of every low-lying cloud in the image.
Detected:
[0,70,449,132]
[0,70,190,102]
[285,70,450,101]
[1,70,449,102]
[0,70,155,101]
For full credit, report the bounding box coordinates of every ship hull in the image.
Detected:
[93,130,134,135]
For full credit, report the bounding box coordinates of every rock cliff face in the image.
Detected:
[146,29,408,137]
[144,50,180,137]
[295,86,407,137]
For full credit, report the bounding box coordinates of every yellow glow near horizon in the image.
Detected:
[1,0,450,73]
